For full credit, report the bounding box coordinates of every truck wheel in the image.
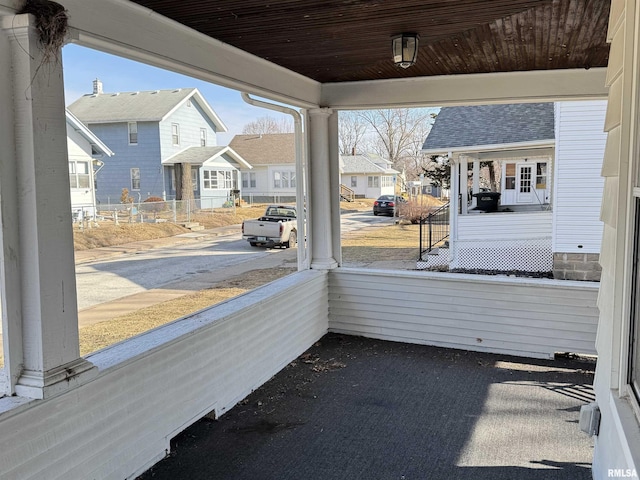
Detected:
[287,231,297,248]
[249,242,258,247]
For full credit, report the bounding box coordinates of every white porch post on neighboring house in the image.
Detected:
[449,155,459,266]
[460,155,469,215]
[0,15,96,399]
[472,158,480,209]
[308,108,339,270]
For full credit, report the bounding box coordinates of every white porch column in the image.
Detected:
[460,156,469,215]
[1,15,96,399]
[471,158,480,209]
[308,108,339,270]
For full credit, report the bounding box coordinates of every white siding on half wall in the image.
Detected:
[0,271,327,480]
[329,268,598,359]
[553,100,606,253]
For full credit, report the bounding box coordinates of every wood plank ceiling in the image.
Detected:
[129,0,610,83]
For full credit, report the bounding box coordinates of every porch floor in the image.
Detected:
[138,334,595,480]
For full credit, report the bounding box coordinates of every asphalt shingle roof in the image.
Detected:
[69,88,201,123]
[340,155,398,174]
[422,103,555,152]
[163,146,228,165]
[229,134,295,165]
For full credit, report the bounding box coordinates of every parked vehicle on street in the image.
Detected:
[242,205,298,248]
[373,195,406,216]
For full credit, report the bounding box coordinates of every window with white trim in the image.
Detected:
[242,172,256,189]
[351,176,357,187]
[274,171,295,189]
[200,128,207,147]
[630,199,640,405]
[203,170,233,189]
[128,122,138,144]
[381,176,394,188]
[172,123,180,146]
[367,176,380,188]
[191,169,198,191]
[130,167,140,190]
[69,161,91,189]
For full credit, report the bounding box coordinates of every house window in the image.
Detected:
[381,176,393,188]
[505,163,516,190]
[191,169,198,191]
[130,167,140,190]
[368,176,380,188]
[274,171,295,189]
[351,176,357,188]
[242,172,256,189]
[128,122,138,145]
[203,170,232,189]
[536,162,548,189]
[69,161,90,189]
[200,128,207,147]
[172,123,180,146]
[630,199,640,404]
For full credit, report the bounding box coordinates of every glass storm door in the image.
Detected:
[517,165,533,203]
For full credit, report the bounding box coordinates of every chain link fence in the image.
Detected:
[73,197,239,229]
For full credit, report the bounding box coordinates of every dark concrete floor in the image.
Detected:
[138,334,595,480]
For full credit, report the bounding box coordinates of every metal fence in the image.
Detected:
[418,202,450,261]
[73,198,239,229]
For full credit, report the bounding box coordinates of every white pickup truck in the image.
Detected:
[242,205,298,248]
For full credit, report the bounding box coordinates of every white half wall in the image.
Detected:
[328,268,599,359]
[0,270,327,480]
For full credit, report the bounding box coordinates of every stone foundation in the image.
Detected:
[553,252,601,281]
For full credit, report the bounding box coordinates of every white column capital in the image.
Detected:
[308,107,334,118]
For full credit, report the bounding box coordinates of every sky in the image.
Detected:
[62,44,291,145]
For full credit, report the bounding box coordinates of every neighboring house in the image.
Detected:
[68,80,249,208]
[65,109,114,219]
[421,101,607,280]
[230,133,400,202]
[339,154,399,198]
[230,133,297,203]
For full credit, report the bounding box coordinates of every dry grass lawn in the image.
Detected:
[79,267,296,355]
[0,197,441,362]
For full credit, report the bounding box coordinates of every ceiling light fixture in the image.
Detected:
[392,33,419,69]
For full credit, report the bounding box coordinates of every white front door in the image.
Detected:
[516,165,533,203]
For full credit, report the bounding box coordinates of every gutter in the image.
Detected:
[240,93,309,270]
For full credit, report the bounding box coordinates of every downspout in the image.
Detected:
[241,93,308,270]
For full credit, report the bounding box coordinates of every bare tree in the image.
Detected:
[338,111,369,155]
[359,108,436,179]
[242,115,293,134]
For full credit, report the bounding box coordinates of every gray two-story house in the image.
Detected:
[68,80,250,207]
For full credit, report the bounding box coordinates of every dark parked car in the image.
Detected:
[373,195,406,216]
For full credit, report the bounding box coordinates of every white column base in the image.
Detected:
[15,358,97,400]
[310,258,339,270]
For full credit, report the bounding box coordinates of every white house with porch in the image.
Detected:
[339,153,399,199]
[0,2,637,480]
[422,101,607,280]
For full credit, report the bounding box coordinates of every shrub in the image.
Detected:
[142,196,167,213]
[398,200,435,224]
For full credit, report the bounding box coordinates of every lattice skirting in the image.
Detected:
[451,238,553,272]
[416,248,450,270]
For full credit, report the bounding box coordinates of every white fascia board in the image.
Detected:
[65,110,114,156]
[218,146,253,170]
[60,0,321,109]
[162,89,228,133]
[322,68,608,109]
[423,140,555,158]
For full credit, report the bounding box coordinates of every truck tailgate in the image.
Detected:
[243,219,282,238]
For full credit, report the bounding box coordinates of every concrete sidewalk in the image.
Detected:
[76,224,297,328]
